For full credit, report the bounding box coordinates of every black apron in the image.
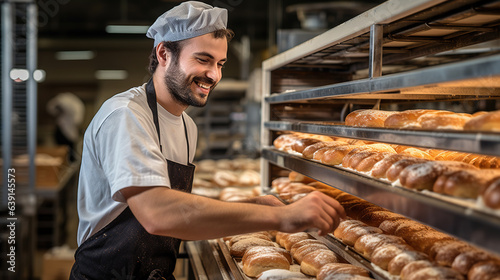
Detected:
[70,79,196,280]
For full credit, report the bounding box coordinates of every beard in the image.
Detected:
[163,59,215,107]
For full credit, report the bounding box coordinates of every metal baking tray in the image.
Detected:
[264,121,500,157]
[262,148,500,255]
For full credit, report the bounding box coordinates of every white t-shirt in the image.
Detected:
[76,84,197,245]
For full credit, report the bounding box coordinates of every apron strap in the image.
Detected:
[145,78,190,161]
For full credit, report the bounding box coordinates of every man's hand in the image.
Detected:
[279,191,346,236]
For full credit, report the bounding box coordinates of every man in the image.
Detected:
[70,2,345,279]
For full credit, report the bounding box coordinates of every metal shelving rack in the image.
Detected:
[261,0,500,255]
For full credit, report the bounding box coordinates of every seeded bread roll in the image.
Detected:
[317,263,370,280]
[358,210,407,227]
[300,249,340,276]
[404,230,455,254]
[345,109,396,128]
[464,110,500,132]
[242,251,291,277]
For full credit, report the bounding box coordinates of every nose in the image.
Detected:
[206,64,221,83]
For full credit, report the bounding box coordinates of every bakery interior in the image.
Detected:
[2,0,500,279]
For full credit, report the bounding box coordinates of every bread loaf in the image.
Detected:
[302,141,348,159]
[389,253,430,276]
[230,237,278,257]
[242,251,291,277]
[292,242,329,264]
[418,111,472,130]
[464,110,500,132]
[358,210,407,227]
[300,249,340,276]
[433,169,500,199]
[319,145,360,165]
[467,260,500,280]
[353,233,407,259]
[402,266,465,280]
[335,223,383,247]
[370,154,415,179]
[399,148,435,160]
[345,109,396,127]
[316,263,370,280]
[398,161,477,191]
[282,232,312,251]
[386,158,429,182]
[228,232,272,246]
[242,246,292,266]
[384,109,438,129]
[371,244,414,270]
[289,239,326,257]
[452,249,496,275]
[433,241,471,267]
[482,178,500,209]
[404,230,455,254]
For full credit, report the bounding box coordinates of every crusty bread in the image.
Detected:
[302,141,348,159]
[300,249,340,276]
[316,263,370,280]
[345,109,396,128]
[353,233,407,259]
[418,111,472,130]
[384,109,438,129]
[482,178,500,209]
[242,251,291,277]
[464,110,500,132]
[467,260,500,280]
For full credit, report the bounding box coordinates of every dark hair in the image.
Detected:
[148,28,235,75]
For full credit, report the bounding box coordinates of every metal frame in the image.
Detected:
[261,0,500,256]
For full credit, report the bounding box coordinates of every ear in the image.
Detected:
[156,43,169,67]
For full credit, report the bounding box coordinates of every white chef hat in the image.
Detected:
[146,1,228,47]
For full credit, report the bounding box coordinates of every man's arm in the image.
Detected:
[121,187,345,240]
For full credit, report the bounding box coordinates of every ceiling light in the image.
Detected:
[95,70,128,80]
[56,51,95,60]
[105,25,149,34]
[10,69,29,82]
[34,70,46,82]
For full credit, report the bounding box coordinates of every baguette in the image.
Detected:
[433,169,500,198]
[384,109,438,129]
[386,158,429,182]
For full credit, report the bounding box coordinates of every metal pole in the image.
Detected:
[27,2,37,193]
[2,2,13,209]
[369,24,383,78]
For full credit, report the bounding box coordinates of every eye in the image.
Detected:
[196,58,208,63]
[218,63,225,69]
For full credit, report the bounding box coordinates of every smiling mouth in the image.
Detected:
[195,81,212,89]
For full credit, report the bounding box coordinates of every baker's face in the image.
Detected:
[164,33,228,107]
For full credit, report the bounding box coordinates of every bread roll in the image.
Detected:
[317,263,370,280]
[384,109,438,129]
[433,169,500,199]
[257,269,308,280]
[378,218,412,235]
[464,110,500,132]
[345,109,396,127]
[288,171,316,184]
[389,253,430,276]
[342,201,385,220]
[371,154,415,178]
[230,237,278,257]
[292,138,323,154]
[283,232,312,251]
[292,242,330,264]
[433,241,471,267]
[468,260,500,280]
[482,178,500,209]
[242,252,291,277]
[398,161,478,191]
[275,232,289,247]
[242,246,293,266]
[290,239,326,256]
[452,249,495,275]
[418,111,472,130]
[403,230,455,254]
[319,145,360,165]
[228,232,273,246]
[300,249,340,276]
[337,224,383,247]
[371,244,414,270]
[355,152,398,172]
[386,158,429,182]
[400,148,435,160]
[273,134,301,151]
[302,141,348,159]
[353,233,407,259]
[403,266,465,280]
[399,260,433,278]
